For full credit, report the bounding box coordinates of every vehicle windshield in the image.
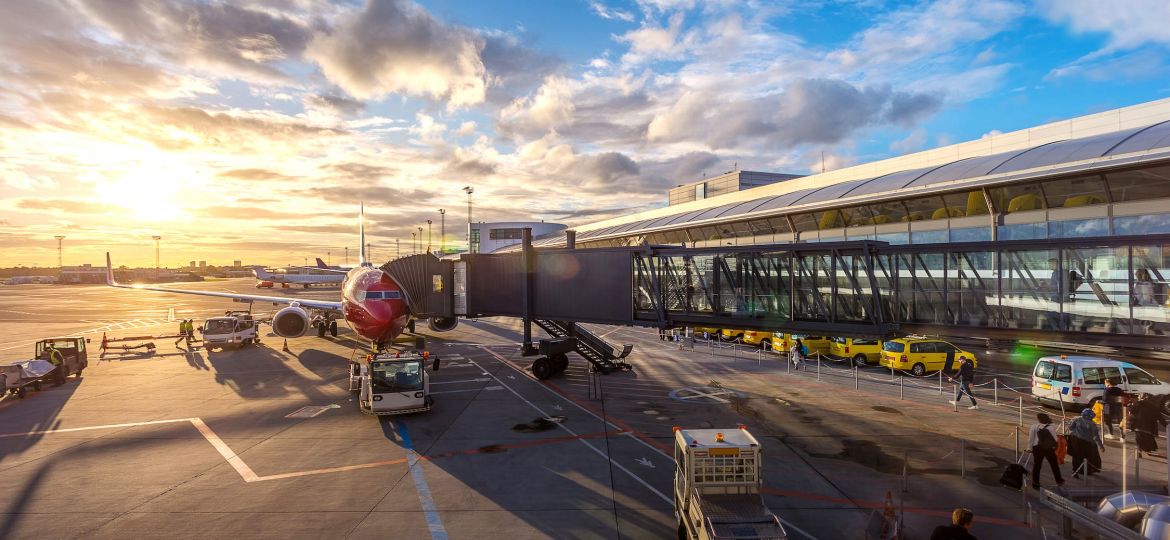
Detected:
[883,342,905,353]
[371,360,423,392]
[204,319,236,334]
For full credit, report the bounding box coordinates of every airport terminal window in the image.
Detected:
[998,222,1047,241]
[990,183,1046,213]
[767,217,792,234]
[903,196,943,222]
[950,227,992,242]
[816,210,848,230]
[1043,175,1108,208]
[790,213,819,233]
[1049,218,1107,239]
[1108,165,1170,203]
[1114,213,1170,235]
[877,232,910,244]
[939,192,976,218]
[841,205,874,227]
[870,201,908,224]
[489,228,525,240]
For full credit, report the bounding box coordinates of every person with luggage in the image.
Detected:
[789,338,806,370]
[1130,393,1166,457]
[1067,408,1104,477]
[948,356,978,410]
[930,508,977,540]
[1028,413,1065,490]
[1103,378,1126,440]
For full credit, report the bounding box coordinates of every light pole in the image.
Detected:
[426,220,433,254]
[395,239,400,259]
[439,208,446,254]
[411,233,416,255]
[54,235,65,268]
[417,227,423,254]
[151,235,161,269]
[344,247,348,266]
[462,186,474,253]
[327,251,331,266]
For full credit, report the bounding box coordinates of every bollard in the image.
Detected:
[960,440,965,478]
[939,370,944,394]
[953,385,958,412]
[899,376,904,400]
[994,378,998,406]
[902,450,909,493]
[1014,427,1020,462]
[1018,396,1023,426]
[787,353,791,374]
[817,355,821,381]
[1136,449,1141,487]
[854,362,859,390]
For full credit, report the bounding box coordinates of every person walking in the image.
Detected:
[1068,408,1104,477]
[930,508,977,540]
[789,338,806,371]
[1130,393,1166,456]
[1103,378,1126,440]
[948,356,978,410]
[1028,413,1065,490]
[174,319,187,347]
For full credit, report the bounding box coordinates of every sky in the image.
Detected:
[2,0,1170,268]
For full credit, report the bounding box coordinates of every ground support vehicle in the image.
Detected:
[200,312,259,350]
[674,426,786,540]
[0,360,55,398]
[35,337,88,380]
[98,333,157,357]
[255,281,274,288]
[351,351,438,415]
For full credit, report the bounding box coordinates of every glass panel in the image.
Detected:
[1115,214,1170,235]
[876,232,910,244]
[1107,121,1170,156]
[1053,363,1072,383]
[903,196,944,222]
[1126,368,1157,385]
[938,192,975,219]
[910,229,947,244]
[1044,175,1108,208]
[949,251,996,326]
[1000,249,1061,331]
[990,182,1045,213]
[998,222,1047,241]
[1049,218,1107,239]
[842,204,875,227]
[1107,164,1170,203]
[950,227,992,242]
[1131,245,1170,334]
[1065,246,1128,334]
[869,200,907,224]
[1035,361,1053,379]
[768,217,792,234]
[791,213,819,233]
[816,210,848,230]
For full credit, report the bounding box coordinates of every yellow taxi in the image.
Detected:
[720,328,746,342]
[770,334,831,356]
[880,336,977,376]
[741,331,775,349]
[828,337,884,366]
[690,326,721,339]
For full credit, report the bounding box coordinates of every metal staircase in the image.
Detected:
[533,319,633,375]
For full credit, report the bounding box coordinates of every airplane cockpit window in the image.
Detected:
[371,361,423,392]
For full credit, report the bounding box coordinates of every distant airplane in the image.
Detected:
[106,204,458,348]
[251,267,343,288]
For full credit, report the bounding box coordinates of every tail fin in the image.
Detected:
[359,202,369,267]
[252,268,272,279]
[105,252,117,286]
[315,257,328,268]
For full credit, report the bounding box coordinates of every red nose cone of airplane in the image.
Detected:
[342,268,408,344]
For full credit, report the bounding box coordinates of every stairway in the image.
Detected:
[533,320,633,374]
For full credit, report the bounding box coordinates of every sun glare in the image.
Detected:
[93,166,186,222]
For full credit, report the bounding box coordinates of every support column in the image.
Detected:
[565,230,576,249]
[521,227,538,356]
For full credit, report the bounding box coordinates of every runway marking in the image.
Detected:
[429,388,484,395]
[429,378,491,385]
[393,420,448,540]
[467,355,673,505]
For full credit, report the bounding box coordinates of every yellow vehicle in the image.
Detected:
[770,334,831,356]
[880,336,977,377]
[720,328,746,342]
[690,326,721,339]
[741,330,775,349]
[829,337,884,367]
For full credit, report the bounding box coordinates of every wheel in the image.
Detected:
[532,357,553,380]
[330,321,338,337]
[759,339,771,351]
[911,363,926,377]
[16,386,26,399]
[1159,396,1170,421]
[552,353,569,373]
[75,367,83,378]
[32,380,41,391]
[317,322,327,338]
[853,354,868,367]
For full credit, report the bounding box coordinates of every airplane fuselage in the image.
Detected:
[340,267,409,345]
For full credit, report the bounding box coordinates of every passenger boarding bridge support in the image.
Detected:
[384,232,1170,378]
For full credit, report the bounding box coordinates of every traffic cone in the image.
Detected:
[880,490,896,538]
[282,339,290,353]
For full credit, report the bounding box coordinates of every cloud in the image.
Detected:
[320,162,399,181]
[306,0,488,108]
[518,136,640,191]
[455,121,478,136]
[217,168,300,181]
[196,206,308,220]
[619,12,689,64]
[646,79,942,150]
[1037,0,1170,51]
[301,185,434,205]
[134,105,346,151]
[480,32,563,105]
[590,2,635,22]
[844,0,1024,68]
[303,94,365,117]
[444,158,497,177]
[15,199,110,213]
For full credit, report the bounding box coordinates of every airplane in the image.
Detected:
[250,266,344,288]
[105,204,458,349]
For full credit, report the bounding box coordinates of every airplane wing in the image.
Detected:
[106,253,343,312]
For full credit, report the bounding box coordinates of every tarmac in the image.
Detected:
[0,279,1164,539]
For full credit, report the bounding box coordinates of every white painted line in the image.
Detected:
[0,418,193,438]
[189,418,260,482]
[429,388,486,395]
[429,378,491,386]
[467,357,672,505]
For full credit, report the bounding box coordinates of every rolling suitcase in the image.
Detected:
[1000,453,1031,490]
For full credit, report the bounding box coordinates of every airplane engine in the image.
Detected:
[428,317,458,332]
[272,306,311,338]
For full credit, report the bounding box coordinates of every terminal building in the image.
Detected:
[471,221,566,253]
[504,98,1170,346]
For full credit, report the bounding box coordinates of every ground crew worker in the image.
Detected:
[175,320,189,347]
[44,343,66,386]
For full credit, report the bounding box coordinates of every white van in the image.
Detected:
[1031,355,1170,412]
